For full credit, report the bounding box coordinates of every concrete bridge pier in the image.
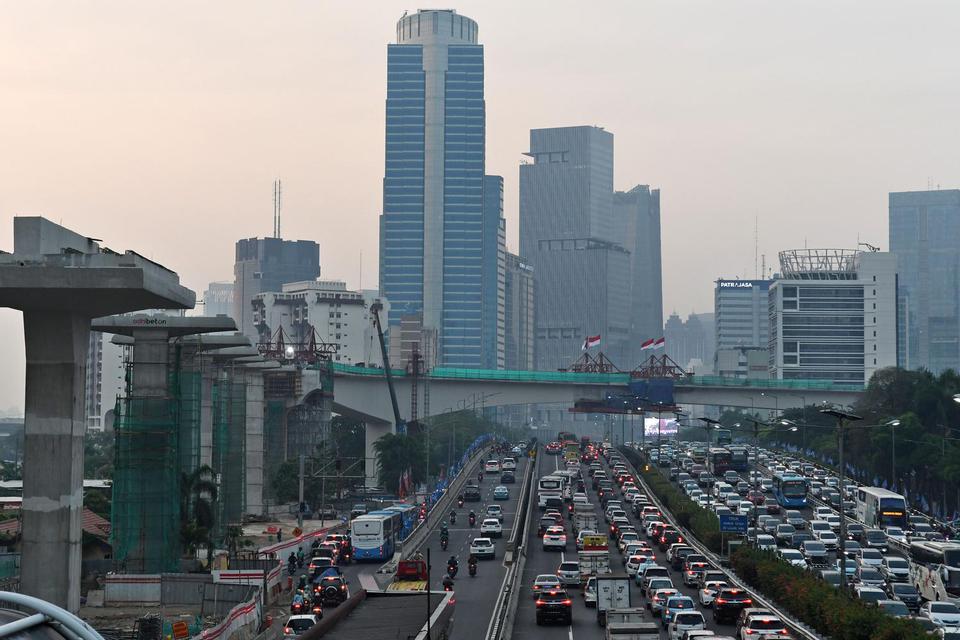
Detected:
[364,421,393,488]
[0,217,195,611]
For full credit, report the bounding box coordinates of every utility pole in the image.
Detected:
[821,407,863,592]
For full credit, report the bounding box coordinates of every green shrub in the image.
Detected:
[730,546,929,640]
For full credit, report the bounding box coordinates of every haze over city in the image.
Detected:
[2,0,959,412]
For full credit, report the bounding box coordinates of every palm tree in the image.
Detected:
[180,465,218,555]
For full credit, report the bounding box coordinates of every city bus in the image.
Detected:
[538,475,564,508]
[384,503,419,540]
[772,472,808,508]
[909,541,960,601]
[350,511,401,561]
[714,429,733,446]
[727,446,749,472]
[855,487,908,529]
[707,448,733,475]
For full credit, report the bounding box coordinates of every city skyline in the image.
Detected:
[2,1,960,411]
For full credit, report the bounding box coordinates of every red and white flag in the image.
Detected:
[653,337,665,350]
[640,338,655,351]
[581,334,601,351]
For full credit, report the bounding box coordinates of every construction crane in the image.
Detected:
[369,301,404,433]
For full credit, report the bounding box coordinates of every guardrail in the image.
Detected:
[618,446,823,640]
[484,448,537,640]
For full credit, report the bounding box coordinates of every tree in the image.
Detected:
[180,465,218,555]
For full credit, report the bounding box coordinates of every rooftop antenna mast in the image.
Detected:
[754,215,759,279]
[273,179,282,238]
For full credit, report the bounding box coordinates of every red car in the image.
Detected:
[546,442,562,455]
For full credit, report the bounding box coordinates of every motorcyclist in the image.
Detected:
[287,552,297,574]
[457,494,464,507]
[450,510,457,524]
[440,522,449,536]
[296,546,305,566]
[291,591,305,612]
[468,553,478,575]
[478,471,484,483]
[468,510,476,527]
[447,555,458,576]
[442,574,454,590]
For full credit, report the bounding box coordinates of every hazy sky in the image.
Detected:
[1,1,959,413]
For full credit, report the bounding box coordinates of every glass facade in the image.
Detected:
[889,189,960,373]
[380,11,502,369]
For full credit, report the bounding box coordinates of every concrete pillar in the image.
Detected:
[199,362,216,468]
[244,369,265,515]
[364,421,393,488]
[20,311,88,613]
[131,328,172,397]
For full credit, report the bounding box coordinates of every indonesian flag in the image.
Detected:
[653,337,665,350]
[582,334,601,351]
[640,338,655,351]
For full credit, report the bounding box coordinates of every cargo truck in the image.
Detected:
[574,503,599,535]
[596,574,631,626]
[579,534,611,582]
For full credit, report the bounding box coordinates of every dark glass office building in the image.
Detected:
[380,9,504,368]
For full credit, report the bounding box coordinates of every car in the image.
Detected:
[684,562,711,587]
[774,524,796,546]
[763,498,781,514]
[854,585,886,605]
[543,526,567,550]
[734,608,775,633]
[877,599,912,619]
[760,478,773,493]
[283,615,321,638]
[886,582,921,613]
[535,589,573,625]
[669,611,707,640]
[746,490,766,506]
[626,554,654,577]
[738,615,787,639]
[668,546,696,569]
[499,470,516,484]
[778,548,807,569]
[486,504,504,522]
[824,514,842,531]
[815,506,833,519]
[545,442,562,455]
[712,588,754,624]
[650,587,681,616]
[814,529,839,551]
[484,459,501,474]
[663,595,697,629]
[556,560,581,586]
[532,573,562,597]
[857,548,883,568]
[699,580,729,607]
[854,566,885,587]
[879,527,902,548]
[583,576,597,607]
[480,518,503,537]
[313,574,349,607]
[921,602,960,628]
[640,565,671,596]
[880,556,910,583]
[487,485,510,502]
[501,457,517,472]
[470,537,495,559]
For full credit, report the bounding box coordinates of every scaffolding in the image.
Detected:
[172,345,202,475]
[212,375,246,536]
[263,400,288,508]
[111,396,181,573]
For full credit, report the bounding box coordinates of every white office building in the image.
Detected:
[251,280,389,366]
[714,279,772,378]
[768,249,897,385]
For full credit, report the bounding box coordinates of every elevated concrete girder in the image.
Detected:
[0,217,194,612]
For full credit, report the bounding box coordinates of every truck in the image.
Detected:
[595,574,631,626]
[579,534,611,582]
[605,622,659,640]
[574,503,599,535]
[386,559,428,592]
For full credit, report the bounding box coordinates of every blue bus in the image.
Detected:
[384,503,419,540]
[727,446,749,472]
[715,429,733,446]
[772,472,808,508]
[350,511,401,561]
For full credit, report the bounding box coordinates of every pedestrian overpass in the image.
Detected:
[325,363,863,426]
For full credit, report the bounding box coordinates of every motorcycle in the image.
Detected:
[450,512,457,525]
[440,537,448,551]
[443,577,454,592]
[468,562,477,577]
[447,563,458,578]
[457,498,464,508]
[468,514,476,528]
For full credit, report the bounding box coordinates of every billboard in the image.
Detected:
[643,417,678,437]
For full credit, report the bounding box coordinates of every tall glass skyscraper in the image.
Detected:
[380,9,504,368]
[889,189,960,373]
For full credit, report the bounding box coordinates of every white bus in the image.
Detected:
[855,486,908,529]
[538,475,563,509]
[909,541,960,602]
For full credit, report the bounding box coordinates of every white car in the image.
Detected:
[583,576,597,607]
[669,611,706,640]
[857,548,883,568]
[480,518,502,538]
[501,457,517,472]
[884,526,908,545]
[283,615,320,638]
[485,504,504,522]
[760,478,773,492]
[543,526,567,550]
[824,514,842,531]
[484,459,501,474]
[815,506,834,519]
[531,573,561,597]
[625,554,652,577]
[778,548,807,569]
[739,615,788,639]
[470,537,495,559]
[557,560,580,586]
[699,580,728,606]
[815,530,839,551]
[921,602,960,627]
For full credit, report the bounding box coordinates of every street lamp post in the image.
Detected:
[821,407,863,592]
[698,417,721,447]
[887,419,900,492]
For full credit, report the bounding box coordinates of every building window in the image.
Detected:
[434,11,439,33]
[782,286,797,298]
